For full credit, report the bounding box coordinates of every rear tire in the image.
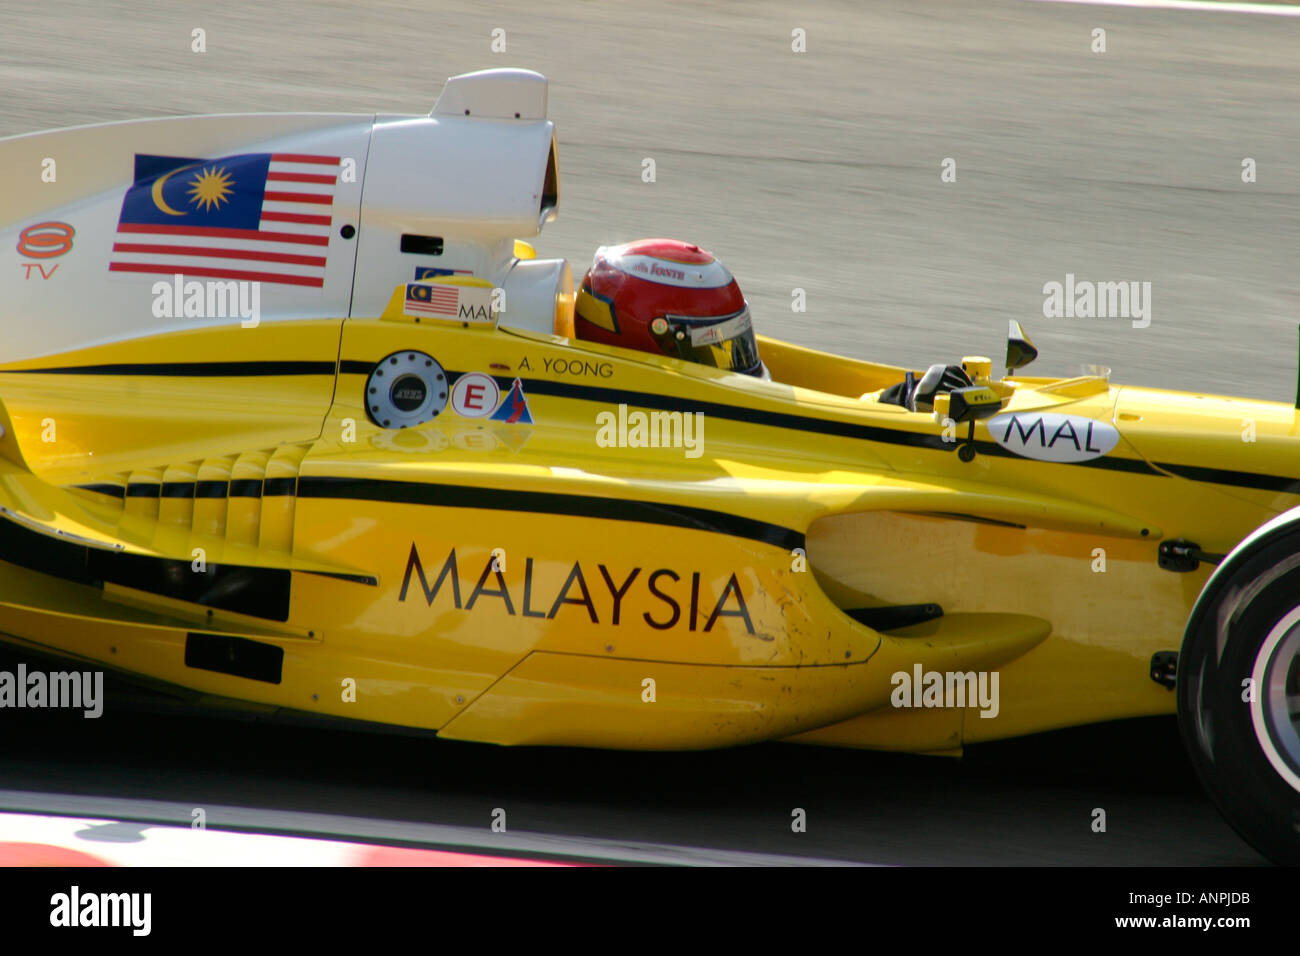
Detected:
[1178,524,1300,865]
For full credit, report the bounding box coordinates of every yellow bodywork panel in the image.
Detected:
[439,612,1048,749]
[0,312,1295,751]
[0,319,341,485]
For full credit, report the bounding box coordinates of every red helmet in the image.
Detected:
[574,239,763,376]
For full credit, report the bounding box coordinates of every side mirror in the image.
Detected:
[934,385,1006,463]
[1006,320,1038,376]
[934,385,1004,425]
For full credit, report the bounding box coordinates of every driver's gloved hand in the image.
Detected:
[878,370,915,408]
[908,363,974,412]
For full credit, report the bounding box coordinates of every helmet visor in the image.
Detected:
[659,308,762,376]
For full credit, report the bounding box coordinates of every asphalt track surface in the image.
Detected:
[0,674,1268,865]
[0,0,1295,864]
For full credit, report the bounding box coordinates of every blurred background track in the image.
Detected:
[1,0,1297,395]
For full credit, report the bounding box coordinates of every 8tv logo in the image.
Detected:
[17,220,74,279]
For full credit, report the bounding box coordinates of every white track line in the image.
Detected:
[0,790,869,867]
[1026,0,1300,16]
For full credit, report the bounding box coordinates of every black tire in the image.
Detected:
[1178,518,1300,865]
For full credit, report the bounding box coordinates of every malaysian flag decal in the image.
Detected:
[405,282,463,318]
[109,152,339,288]
[404,282,495,323]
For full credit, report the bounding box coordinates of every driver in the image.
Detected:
[878,362,974,412]
[573,239,769,378]
[571,238,967,409]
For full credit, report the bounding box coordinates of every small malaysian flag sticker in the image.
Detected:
[404,282,495,324]
[405,282,461,318]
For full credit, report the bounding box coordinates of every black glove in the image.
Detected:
[908,363,973,412]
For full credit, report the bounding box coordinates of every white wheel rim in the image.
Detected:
[1249,605,1300,793]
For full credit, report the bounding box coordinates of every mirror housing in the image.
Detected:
[934,385,1004,425]
[935,384,1009,462]
[1006,320,1038,376]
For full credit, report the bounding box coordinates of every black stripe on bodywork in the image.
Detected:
[958,436,1164,476]
[515,376,958,452]
[334,360,1189,483]
[78,475,803,549]
[0,519,290,621]
[919,511,1028,529]
[297,476,805,551]
[263,477,297,496]
[476,373,1298,491]
[4,361,336,377]
[78,483,126,499]
[23,357,1294,494]
[301,570,381,586]
[80,478,297,498]
[341,359,955,451]
[1157,462,1300,495]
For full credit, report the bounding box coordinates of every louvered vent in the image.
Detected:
[71,443,312,553]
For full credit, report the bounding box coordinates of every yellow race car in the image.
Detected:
[1,69,1297,864]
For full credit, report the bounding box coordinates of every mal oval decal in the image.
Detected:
[986,412,1119,463]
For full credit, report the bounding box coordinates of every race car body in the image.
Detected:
[2,69,1298,860]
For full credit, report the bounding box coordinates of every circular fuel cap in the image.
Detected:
[365,351,447,428]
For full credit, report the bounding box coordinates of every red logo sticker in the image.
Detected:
[16,221,75,259]
[451,372,501,418]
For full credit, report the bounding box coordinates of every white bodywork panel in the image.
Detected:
[348,113,556,318]
[432,67,549,121]
[496,258,574,335]
[0,69,563,364]
[0,114,371,364]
